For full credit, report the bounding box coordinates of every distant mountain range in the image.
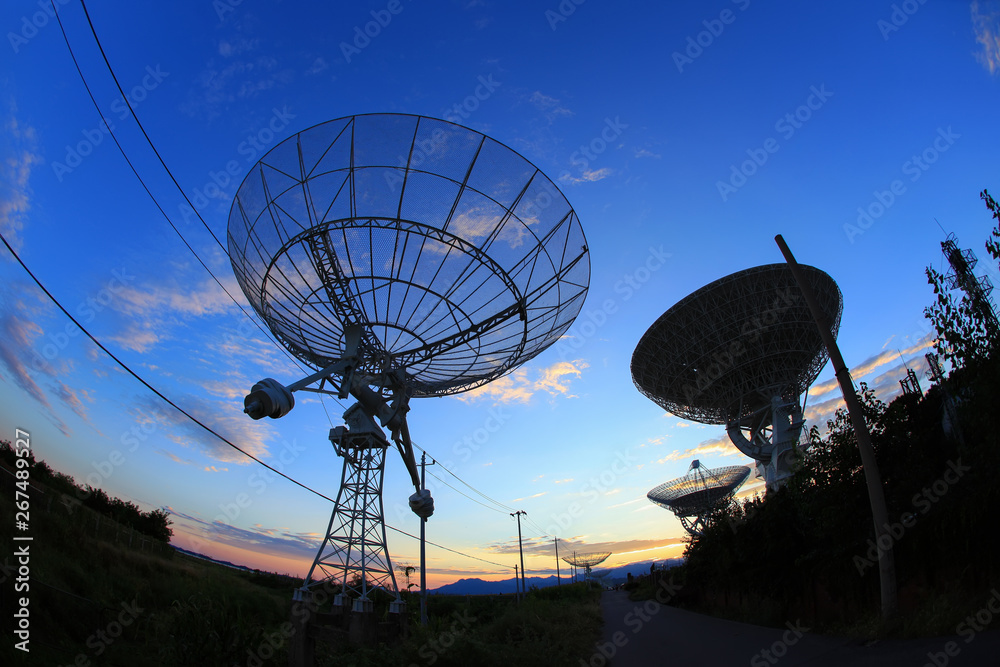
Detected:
[429,557,684,595]
[174,546,254,572]
[173,546,684,596]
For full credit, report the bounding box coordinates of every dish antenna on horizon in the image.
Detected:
[631,264,842,490]
[229,113,590,613]
[562,551,611,583]
[646,459,752,536]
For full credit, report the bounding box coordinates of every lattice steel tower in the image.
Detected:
[228,113,591,612]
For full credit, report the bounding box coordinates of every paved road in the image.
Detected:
[595,590,1000,666]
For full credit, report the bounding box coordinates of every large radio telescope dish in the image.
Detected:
[631,264,841,425]
[228,113,590,398]
[647,460,751,536]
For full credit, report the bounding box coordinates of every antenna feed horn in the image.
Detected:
[244,378,295,420]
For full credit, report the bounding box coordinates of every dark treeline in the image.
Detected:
[0,439,173,542]
[671,190,1000,633]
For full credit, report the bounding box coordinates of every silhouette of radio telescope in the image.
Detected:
[647,459,752,536]
[631,264,841,490]
[562,551,611,581]
[229,113,590,613]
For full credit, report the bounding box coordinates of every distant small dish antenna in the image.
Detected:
[647,460,752,536]
[631,264,842,490]
[229,113,590,612]
[562,551,611,582]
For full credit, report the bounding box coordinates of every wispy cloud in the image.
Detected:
[657,435,744,463]
[559,167,612,185]
[0,112,41,253]
[972,1,1000,74]
[0,281,96,436]
[512,491,547,502]
[456,359,589,405]
[529,91,573,119]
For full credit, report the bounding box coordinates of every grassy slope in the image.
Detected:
[1,487,602,666]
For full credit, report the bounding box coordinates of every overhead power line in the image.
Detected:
[0,230,510,572]
[53,0,521,567]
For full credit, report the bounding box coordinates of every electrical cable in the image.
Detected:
[52,0,348,427]
[53,0,516,572]
[0,229,511,571]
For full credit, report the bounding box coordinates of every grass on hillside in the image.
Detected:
[1,487,602,666]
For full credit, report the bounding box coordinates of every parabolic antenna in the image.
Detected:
[230,113,590,612]
[229,113,590,398]
[562,551,611,581]
[647,459,752,536]
[631,264,842,490]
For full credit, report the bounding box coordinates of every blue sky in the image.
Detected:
[1,0,999,586]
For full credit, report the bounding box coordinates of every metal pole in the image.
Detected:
[774,234,898,621]
[514,564,519,602]
[420,452,428,626]
[511,510,527,596]
[554,538,561,586]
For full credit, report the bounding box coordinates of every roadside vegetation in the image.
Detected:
[0,452,601,666]
[653,189,1000,638]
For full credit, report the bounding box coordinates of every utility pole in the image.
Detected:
[511,510,527,596]
[774,234,897,621]
[554,537,561,586]
[514,564,520,602]
[420,452,436,626]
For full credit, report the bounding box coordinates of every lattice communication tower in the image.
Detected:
[647,460,752,536]
[631,264,842,490]
[938,233,999,337]
[229,113,590,612]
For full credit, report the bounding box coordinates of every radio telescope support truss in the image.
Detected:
[299,404,401,610]
[229,113,590,625]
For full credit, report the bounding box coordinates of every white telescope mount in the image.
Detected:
[725,392,805,492]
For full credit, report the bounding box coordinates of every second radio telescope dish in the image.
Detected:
[647,460,751,536]
[228,113,590,397]
[631,264,841,425]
